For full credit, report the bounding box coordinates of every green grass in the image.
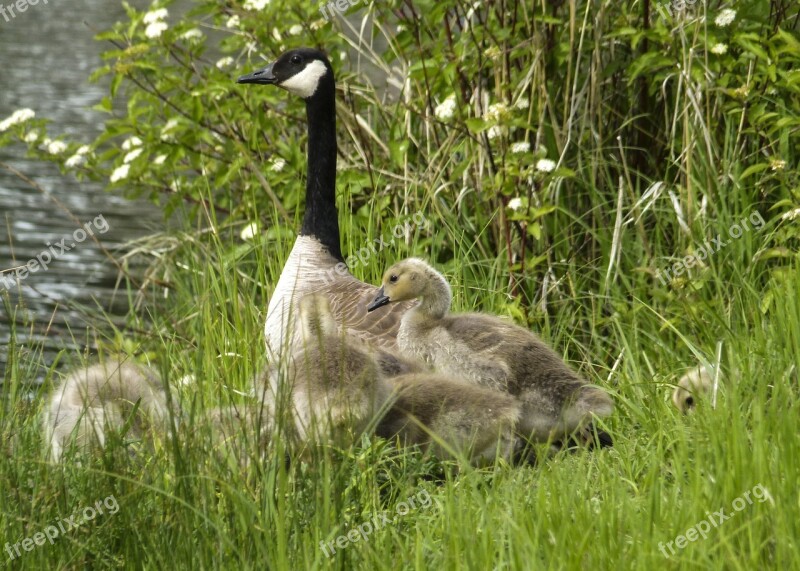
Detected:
[1,193,798,569]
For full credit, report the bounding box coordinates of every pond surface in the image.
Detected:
[0,0,164,383]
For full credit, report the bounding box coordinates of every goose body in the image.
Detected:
[42,359,170,462]
[237,48,411,356]
[368,258,614,442]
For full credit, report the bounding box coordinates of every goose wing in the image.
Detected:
[322,277,414,351]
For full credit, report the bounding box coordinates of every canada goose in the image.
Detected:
[237,48,413,356]
[279,294,392,444]
[672,365,717,413]
[367,258,614,444]
[42,359,171,462]
[377,373,521,465]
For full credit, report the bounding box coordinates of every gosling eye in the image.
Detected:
[389,275,398,284]
[290,55,303,65]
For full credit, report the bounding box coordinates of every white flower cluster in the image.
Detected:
[270,157,286,172]
[121,136,142,151]
[511,141,530,154]
[144,8,169,39]
[0,108,35,132]
[484,102,509,123]
[434,96,457,121]
[244,0,270,10]
[181,28,203,42]
[710,43,728,55]
[216,57,235,69]
[65,145,92,168]
[714,9,736,27]
[536,158,556,173]
[110,164,130,183]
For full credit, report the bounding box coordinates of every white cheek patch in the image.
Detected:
[280,60,328,98]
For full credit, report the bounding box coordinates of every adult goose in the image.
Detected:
[367,258,615,445]
[237,48,412,355]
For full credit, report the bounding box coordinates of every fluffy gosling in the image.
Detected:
[42,359,171,462]
[283,294,392,445]
[367,258,614,444]
[672,365,718,413]
[377,373,521,464]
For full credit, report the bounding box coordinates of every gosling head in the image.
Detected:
[298,294,339,340]
[236,47,333,99]
[672,365,716,414]
[367,258,445,313]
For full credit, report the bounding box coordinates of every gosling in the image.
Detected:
[281,294,392,445]
[377,373,521,465]
[367,258,614,444]
[672,364,717,413]
[42,359,171,462]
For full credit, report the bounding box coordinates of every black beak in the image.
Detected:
[236,63,277,85]
[367,287,390,312]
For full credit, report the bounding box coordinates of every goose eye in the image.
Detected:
[389,275,398,283]
[290,55,302,65]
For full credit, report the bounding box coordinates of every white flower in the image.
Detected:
[782,208,800,221]
[244,0,270,10]
[145,21,168,38]
[110,164,130,183]
[511,141,530,154]
[0,108,35,131]
[75,145,91,156]
[487,125,506,140]
[181,28,203,41]
[46,140,67,155]
[123,148,144,163]
[515,97,530,110]
[288,24,303,35]
[121,136,142,151]
[434,96,457,121]
[771,159,786,171]
[508,197,524,212]
[216,57,235,69]
[536,158,556,173]
[23,131,39,143]
[711,43,728,55]
[153,154,167,165]
[160,118,179,141]
[484,102,509,122]
[270,157,286,172]
[715,9,736,27]
[240,222,259,241]
[226,15,240,29]
[143,8,168,24]
[64,154,86,168]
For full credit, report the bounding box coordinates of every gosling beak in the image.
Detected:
[367,287,390,312]
[236,63,277,85]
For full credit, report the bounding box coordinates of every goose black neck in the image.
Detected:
[300,77,342,263]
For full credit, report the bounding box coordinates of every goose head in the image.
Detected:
[236,48,334,99]
[367,258,439,312]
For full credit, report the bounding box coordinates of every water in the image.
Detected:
[0,0,162,382]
